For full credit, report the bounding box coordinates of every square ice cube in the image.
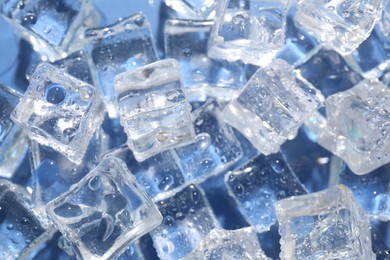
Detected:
[317,78,390,175]
[11,62,104,164]
[184,227,269,259]
[223,59,323,155]
[114,59,195,162]
[225,153,307,232]
[164,0,217,19]
[208,0,291,66]
[46,157,163,260]
[296,0,388,55]
[276,185,375,260]
[164,19,247,101]
[0,179,54,259]
[176,101,243,183]
[0,84,28,178]
[0,0,100,60]
[85,13,158,118]
[150,184,218,259]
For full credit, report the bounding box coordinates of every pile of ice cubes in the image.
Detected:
[0,0,389,259]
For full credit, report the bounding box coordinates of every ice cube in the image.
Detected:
[46,157,162,259]
[11,63,104,164]
[0,0,100,60]
[0,179,54,259]
[85,13,158,118]
[176,101,243,183]
[150,184,218,259]
[114,59,195,162]
[105,145,186,200]
[208,0,291,66]
[225,153,307,232]
[184,227,269,260]
[317,78,390,175]
[0,84,28,178]
[164,19,247,101]
[276,185,375,260]
[296,0,387,55]
[223,59,323,155]
[164,0,217,19]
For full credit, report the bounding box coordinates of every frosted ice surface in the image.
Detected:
[318,78,390,175]
[150,184,218,259]
[164,0,217,19]
[208,0,291,66]
[0,0,100,60]
[105,145,185,201]
[164,19,247,101]
[276,185,375,260]
[225,153,307,232]
[296,0,387,55]
[0,179,53,259]
[46,157,162,260]
[223,59,323,155]
[85,13,158,118]
[114,59,195,162]
[184,227,269,260]
[0,84,27,178]
[176,101,243,183]
[11,63,104,164]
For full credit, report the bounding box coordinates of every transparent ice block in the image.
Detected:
[164,0,217,19]
[208,0,291,66]
[85,13,158,118]
[296,0,388,55]
[150,184,218,259]
[11,62,105,164]
[176,101,243,183]
[0,0,100,61]
[317,78,390,175]
[276,185,375,260]
[223,59,324,155]
[225,153,307,232]
[46,157,163,260]
[114,59,195,162]
[184,227,269,260]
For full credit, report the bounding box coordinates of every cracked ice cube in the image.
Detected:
[296,0,388,55]
[223,59,323,155]
[0,0,100,60]
[46,157,162,260]
[114,59,195,162]
[11,63,104,164]
[276,185,375,260]
[85,13,158,118]
[208,0,291,66]
[317,78,390,175]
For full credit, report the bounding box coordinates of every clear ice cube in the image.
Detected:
[317,78,390,175]
[208,0,291,66]
[225,153,307,232]
[114,59,195,162]
[164,19,247,101]
[46,157,163,259]
[105,145,186,200]
[184,227,269,260]
[296,0,387,55]
[85,13,158,118]
[11,63,105,164]
[150,184,218,259]
[0,0,100,60]
[276,185,376,260]
[164,0,217,19]
[223,59,323,155]
[176,101,243,183]
[0,84,28,178]
[0,179,54,259]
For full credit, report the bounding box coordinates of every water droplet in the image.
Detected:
[134,15,145,26]
[271,159,285,173]
[200,158,213,169]
[45,83,66,104]
[234,184,244,196]
[195,133,211,150]
[6,224,13,230]
[22,13,37,25]
[20,217,30,225]
[166,90,181,102]
[63,128,76,143]
[158,175,174,191]
[79,86,94,100]
[182,48,191,57]
[156,131,171,143]
[164,215,175,226]
[191,69,206,82]
[88,176,101,191]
